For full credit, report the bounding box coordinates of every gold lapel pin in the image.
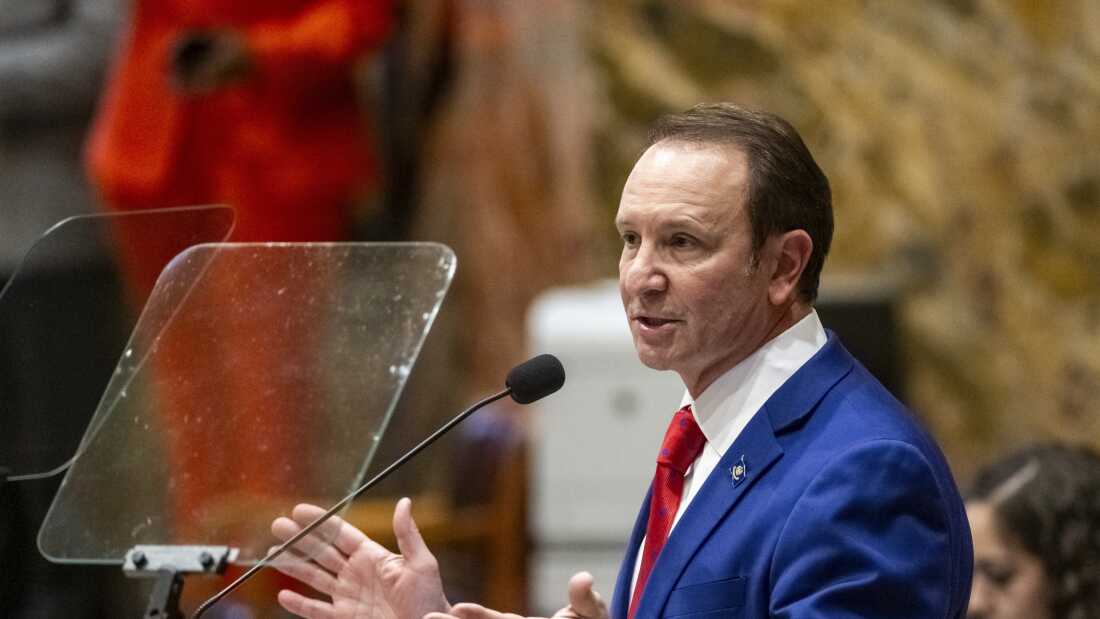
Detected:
[731,455,747,485]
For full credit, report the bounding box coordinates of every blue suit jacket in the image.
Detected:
[611,334,972,619]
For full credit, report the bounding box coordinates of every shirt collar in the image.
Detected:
[680,310,828,457]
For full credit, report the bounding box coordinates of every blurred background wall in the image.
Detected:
[586,0,1100,477]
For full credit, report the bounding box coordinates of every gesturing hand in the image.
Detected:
[270,497,450,619]
[424,572,608,619]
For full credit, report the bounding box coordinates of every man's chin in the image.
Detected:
[634,349,675,372]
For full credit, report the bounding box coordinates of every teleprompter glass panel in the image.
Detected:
[0,206,234,479]
[38,242,455,564]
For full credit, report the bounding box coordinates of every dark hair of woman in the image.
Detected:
[968,442,1100,618]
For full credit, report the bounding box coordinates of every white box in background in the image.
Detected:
[527,280,684,614]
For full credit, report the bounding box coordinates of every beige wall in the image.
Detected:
[590,0,1100,476]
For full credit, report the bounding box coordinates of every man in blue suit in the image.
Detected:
[270,103,973,619]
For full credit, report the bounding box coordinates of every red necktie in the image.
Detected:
[628,404,707,619]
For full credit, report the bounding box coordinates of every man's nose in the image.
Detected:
[621,243,668,296]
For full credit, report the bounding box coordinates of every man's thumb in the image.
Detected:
[567,572,606,618]
[393,497,433,563]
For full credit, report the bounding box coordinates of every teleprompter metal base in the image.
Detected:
[123,545,239,619]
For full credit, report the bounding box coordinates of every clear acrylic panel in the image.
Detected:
[38,242,455,565]
[0,206,235,479]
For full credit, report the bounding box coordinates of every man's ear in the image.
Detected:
[767,229,813,307]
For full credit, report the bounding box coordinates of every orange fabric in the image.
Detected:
[85,1,394,575]
[86,0,394,242]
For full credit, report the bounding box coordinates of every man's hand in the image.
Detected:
[424,572,607,619]
[269,497,451,619]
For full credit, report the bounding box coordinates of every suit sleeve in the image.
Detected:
[769,440,957,619]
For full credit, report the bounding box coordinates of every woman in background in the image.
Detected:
[967,442,1100,619]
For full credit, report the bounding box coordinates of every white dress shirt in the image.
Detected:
[630,310,828,593]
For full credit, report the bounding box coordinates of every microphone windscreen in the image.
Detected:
[506,354,565,404]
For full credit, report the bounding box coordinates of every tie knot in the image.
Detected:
[656,404,706,474]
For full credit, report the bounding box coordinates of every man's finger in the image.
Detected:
[445,602,525,619]
[567,572,607,619]
[283,504,393,566]
[277,589,336,619]
[272,516,301,542]
[392,497,434,565]
[268,551,337,597]
[289,503,370,557]
[331,517,370,557]
[291,504,345,542]
[271,517,339,572]
[290,504,370,556]
[271,515,348,576]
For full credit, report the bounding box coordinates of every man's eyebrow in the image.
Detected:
[614,213,713,231]
[664,213,711,228]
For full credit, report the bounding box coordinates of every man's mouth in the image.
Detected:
[635,316,679,329]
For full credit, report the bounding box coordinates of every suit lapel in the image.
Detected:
[632,412,782,619]
[632,334,856,619]
[611,484,653,619]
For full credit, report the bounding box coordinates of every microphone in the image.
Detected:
[507,353,565,404]
[192,354,565,618]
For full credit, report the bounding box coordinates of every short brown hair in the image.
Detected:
[644,103,833,303]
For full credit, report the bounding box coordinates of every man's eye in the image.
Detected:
[670,234,696,248]
[622,232,639,246]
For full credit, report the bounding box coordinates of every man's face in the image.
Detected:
[616,141,777,396]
